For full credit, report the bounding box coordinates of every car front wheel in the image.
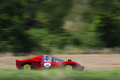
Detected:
[64,64,74,70]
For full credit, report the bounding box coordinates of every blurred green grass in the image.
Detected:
[0,69,120,80]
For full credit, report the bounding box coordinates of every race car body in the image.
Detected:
[16,55,84,70]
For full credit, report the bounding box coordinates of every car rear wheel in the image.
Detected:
[64,64,74,70]
[19,63,34,70]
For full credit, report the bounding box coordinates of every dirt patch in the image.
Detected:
[0,54,120,70]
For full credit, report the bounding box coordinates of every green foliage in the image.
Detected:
[79,24,103,48]
[0,0,73,54]
[0,70,120,80]
[84,0,120,47]
[65,0,103,48]
[1,0,120,54]
[27,29,81,53]
[66,0,120,49]
[22,0,73,33]
[0,27,36,53]
[0,0,34,53]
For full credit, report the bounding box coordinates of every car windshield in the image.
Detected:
[42,57,64,62]
[51,57,64,62]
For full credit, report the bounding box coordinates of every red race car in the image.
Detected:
[16,55,84,70]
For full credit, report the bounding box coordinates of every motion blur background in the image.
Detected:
[0,0,120,55]
[1,1,120,80]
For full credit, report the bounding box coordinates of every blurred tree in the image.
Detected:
[27,29,81,53]
[0,0,73,53]
[36,0,73,33]
[21,0,73,34]
[0,0,36,53]
[64,0,103,48]
[86,0,120,47]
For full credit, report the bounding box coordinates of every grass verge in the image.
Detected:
[0,69,120,80]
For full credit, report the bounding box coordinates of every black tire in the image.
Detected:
[63,64,74,70]
[19,63,34,70]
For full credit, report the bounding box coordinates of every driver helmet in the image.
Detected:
[43,55,49,62]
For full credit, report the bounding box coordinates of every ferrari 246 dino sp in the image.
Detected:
[16,55,84,70]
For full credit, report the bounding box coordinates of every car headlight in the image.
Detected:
[76,63,82,68]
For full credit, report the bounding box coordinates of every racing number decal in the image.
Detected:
[44,63,51,68]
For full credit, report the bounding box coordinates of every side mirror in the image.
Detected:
[68,59,72,62]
